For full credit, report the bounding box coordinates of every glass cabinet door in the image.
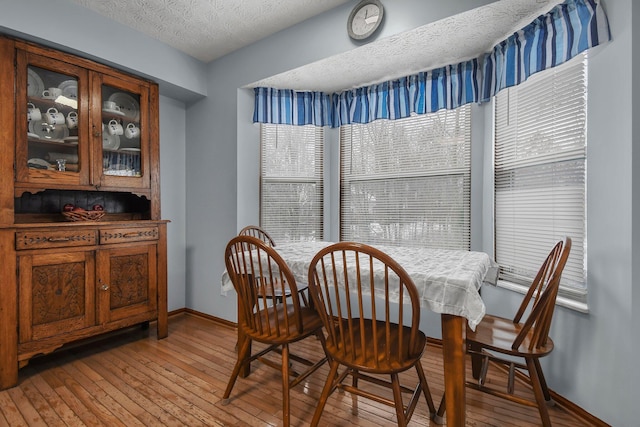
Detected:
[93,73,150,190]
[16,51,89,186]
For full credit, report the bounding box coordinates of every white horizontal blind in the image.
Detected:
[340,106,471,249]
[494,52,587,303]
[260,124,323,242]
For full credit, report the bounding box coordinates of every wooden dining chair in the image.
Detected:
[221,235,327,427]
[307,242,437,427]
[239,224,276,247]
[238,225,310,306]
[436,236,572,427]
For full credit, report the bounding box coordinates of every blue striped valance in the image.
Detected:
[253,0,610,126]
[481,0,610,102]
[254,58,479,128]
[335,58,479,125]
[253,87,336,127]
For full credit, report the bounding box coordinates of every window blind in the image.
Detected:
[340,106,471,249]
[260,124,324,242]
[494,52,587,305]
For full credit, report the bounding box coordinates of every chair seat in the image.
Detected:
[325,318,427,373]
[468,313,555,358]
[244,305,324,344]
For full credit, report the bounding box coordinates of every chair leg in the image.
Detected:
[310,359,341,427]
[526,357,552,427]
[390,373,407,426]
[469,342,484,379]
[434,395,446,425]
[351,369,359,415]
[507,362,516,394]
[281,344,290,427]
[415,361,436,415]
[478,354,490,385]
[533,358,554,405]
[221,336,252,404]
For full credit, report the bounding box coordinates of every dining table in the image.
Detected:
[221,240,499,427]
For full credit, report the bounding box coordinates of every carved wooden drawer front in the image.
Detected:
[99,227,159,244]
[16,230,98,250]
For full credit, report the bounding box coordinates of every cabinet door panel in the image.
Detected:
[96,244,157,324]
[18,251,95,343]
[15,50,90,187]
[91,73,151,190]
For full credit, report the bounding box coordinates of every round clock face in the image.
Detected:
[348,0,384,41]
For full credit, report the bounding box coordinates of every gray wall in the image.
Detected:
[159,95,187,310]
[0,0,197,312]
[202,1,637,425]
[2,0,637,425]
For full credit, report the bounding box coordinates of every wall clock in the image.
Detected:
[347,0,384,41]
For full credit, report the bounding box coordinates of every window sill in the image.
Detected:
[495,279,589,314]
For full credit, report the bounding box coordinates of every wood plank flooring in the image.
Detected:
[0,313,602,426]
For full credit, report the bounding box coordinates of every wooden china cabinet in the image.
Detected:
[0,35,168,390]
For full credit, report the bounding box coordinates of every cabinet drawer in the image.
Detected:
[99,227,159,244]
[16,229,98,250]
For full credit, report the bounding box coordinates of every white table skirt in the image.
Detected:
[221,241,499,330]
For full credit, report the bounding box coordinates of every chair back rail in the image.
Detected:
[239,225,276,247]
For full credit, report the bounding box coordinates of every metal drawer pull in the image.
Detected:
[47,236,71,242]
[122,232,141,238]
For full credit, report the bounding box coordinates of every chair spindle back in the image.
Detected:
[512,236,572,350]
[308,242,423,369]
[225,235,304,340]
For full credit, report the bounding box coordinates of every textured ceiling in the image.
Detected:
[69,0,561,93]
[69,0,350,62]
[253,0,564,92]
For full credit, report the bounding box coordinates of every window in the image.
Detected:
[340,106,471,249]
[494,52,587,309]
[260,124,324,241]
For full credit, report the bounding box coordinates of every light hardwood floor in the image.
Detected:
[0,313,603,426]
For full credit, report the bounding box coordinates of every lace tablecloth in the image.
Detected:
[221,241,499,330]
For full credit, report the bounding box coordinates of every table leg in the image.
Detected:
[441,314,466,427]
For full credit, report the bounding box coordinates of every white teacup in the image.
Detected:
[42,87,62,99]
[103,101,120,112]
[66,111,78,129]
[44,107,65,125]
[27,103,42,122]
[124,123,140,139]
[107,119,124,136]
